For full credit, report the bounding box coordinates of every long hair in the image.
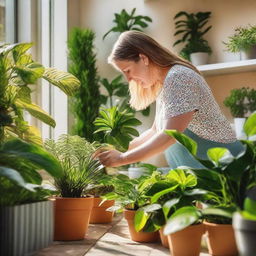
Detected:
[108,31,200,110]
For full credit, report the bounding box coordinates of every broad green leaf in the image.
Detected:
[3,139,63,178]
[244,197,256,216]
[207,147,231,166]
[15,99,56,127]
[43,68,80,96]
[134,210,149,232]
[165,130,197,155]
[0,166,35,191]
[163,198,180,219]
[244,112,256,137]
[164,206,200,235]
[201,207,233,218]
[151,185,179,203]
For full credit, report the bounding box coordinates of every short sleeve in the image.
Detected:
[162,69,200,119]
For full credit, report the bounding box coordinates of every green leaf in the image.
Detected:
[15,99,56,127]
[244,197,256,216]
[163,198,180,219]
[0,166,35,191]
[244,112,256,137]
[201,207,233,218]
[207,147,232,166]
[151,185,179,203]
[43,68,80,96]
[134,209,149,232]
[164,206,200,235]
[165,130,197,155]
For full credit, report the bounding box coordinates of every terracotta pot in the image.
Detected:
[123,209,159,243]
[54,197,93,240]
[204,222,238,256]
[89,197,115,224]
[167,224,205,256]
[159,227,169,248]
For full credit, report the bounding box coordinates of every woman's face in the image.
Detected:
[114,54,156,88]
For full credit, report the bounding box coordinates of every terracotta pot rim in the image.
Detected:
[54,196,94,200]
[204,221,232,227]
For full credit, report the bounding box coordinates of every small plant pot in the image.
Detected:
[89,197,115,224]
[123,209,159,242]
[159,227,169,248]
[190,52,209,66]
[128,167,147,179]
[204,222,238,256]
[233,212,256,256]
[240,45,256,60]
[54,197,93,241]
[167,224,205,256]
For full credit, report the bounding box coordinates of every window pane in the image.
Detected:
[0,0,5,42]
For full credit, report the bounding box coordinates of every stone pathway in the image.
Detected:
[36,214,210,256]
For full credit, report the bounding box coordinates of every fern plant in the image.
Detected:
[103,8,152,40]
[0,43,80,145]
[173,11,212,60]
[68,28,101,142]
[44,134,104,198]
[94,106,141,152]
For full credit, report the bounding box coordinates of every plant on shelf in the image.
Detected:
[103,8,152,40]
[68,28,101,142]
[94,106,142,152]
[224,87,256,139]
[224,25,256,60]
[44,134,104,240]
[173,11,212,64]
[0,42,80,145]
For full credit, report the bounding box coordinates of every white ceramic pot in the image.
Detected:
[234,117,247,140]
[128,167,147,179]
[190,52,209,66]
[240,45,256,60]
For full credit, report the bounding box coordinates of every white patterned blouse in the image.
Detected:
[155,64,236,143]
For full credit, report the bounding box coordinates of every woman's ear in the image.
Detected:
[139,54,149,66]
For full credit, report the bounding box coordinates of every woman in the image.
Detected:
[96,31,243,168]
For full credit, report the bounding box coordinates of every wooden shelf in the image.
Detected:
[198,59,256,76]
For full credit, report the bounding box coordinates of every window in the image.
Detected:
[0,0,16,43]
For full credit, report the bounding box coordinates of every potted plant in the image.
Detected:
[86,175,115,224]
[0,42,79,255]
[233,196,256,256]
[44,134,104,240]
[103,8,152,40]
[102,174,159,242]
[173,11,212,64]
[164,114,256,255]
[224,87,252,139]
[0,139,63,256]
[224,25,256,60]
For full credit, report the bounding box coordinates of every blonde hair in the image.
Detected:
[108,31,201,110]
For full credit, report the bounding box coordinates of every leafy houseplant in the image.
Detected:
[68,28,101,142]
[224,87,256,139]
[164,113,256,255]
[44,134,104,240]
[94,106,142,152]
[103,8,152,40]
[224,25,256,60]
[0,43,80,145]
[0,139,63,256]
[173,11,212,63]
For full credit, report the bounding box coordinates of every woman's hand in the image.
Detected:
[94,149,125,167]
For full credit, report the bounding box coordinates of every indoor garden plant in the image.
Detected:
[164,112,256,255]
[44,134,104,240]
[0,42,79,255]
[173,11,212,64]
[224,25,256,60]
[224,87,256,139]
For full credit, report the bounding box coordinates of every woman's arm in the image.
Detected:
[128,120,156,150]
[97,111,195,167]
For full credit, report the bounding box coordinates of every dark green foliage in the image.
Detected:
[224,87,256,118]
[68,28,101,142]
[173,11,212,60]
[103,8,152,40]
[94,106,142,152]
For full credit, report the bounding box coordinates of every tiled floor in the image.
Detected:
[36,214,210,256]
